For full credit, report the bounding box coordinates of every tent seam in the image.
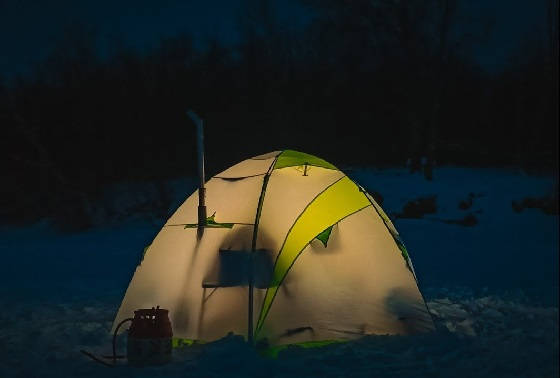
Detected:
[247,151,282,342]
[215,173,267,180]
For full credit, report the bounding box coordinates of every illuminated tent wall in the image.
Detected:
[112,150,434,346]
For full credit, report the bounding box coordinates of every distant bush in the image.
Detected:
[512,193,559,215]
[398,196,437,219]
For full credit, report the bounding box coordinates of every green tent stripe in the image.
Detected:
[172,338,205,348]
[261,339,346,358]
[183,223,233,229]
[396,238,409,260]
[273,150,338,171]
[315,225,333,247]
[255,176,371,336]
[137,244,151,266]
[182,212,234,229]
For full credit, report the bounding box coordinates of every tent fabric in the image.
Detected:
[113,150,434,346]
[215,156,276,179]
[165,175,264,226]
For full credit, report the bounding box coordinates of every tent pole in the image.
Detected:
[248,251,254,345]
[187,110,206,239]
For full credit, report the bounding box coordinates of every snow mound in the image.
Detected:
[0,291,557,378]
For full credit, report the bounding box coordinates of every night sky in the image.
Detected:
[0,0,549,80]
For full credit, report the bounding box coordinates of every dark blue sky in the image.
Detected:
[0,0,548,79]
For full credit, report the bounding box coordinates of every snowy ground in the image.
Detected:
[0,166,558,377]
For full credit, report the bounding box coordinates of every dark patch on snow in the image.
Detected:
[458,193,477,210]
[458,198,473,210]
[512,194,559,215]
[443,213,478,227]
[397,196,437,219]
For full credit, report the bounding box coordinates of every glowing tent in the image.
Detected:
[112,150,434,346]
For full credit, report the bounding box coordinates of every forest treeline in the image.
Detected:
[1,0,558,227]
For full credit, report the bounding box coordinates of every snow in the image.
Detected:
[0,166,557,377]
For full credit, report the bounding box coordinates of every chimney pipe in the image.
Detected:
[187,110,206,238]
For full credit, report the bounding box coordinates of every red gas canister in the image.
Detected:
[126,306,173,366]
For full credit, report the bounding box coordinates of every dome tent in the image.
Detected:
[112,150,434,347]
